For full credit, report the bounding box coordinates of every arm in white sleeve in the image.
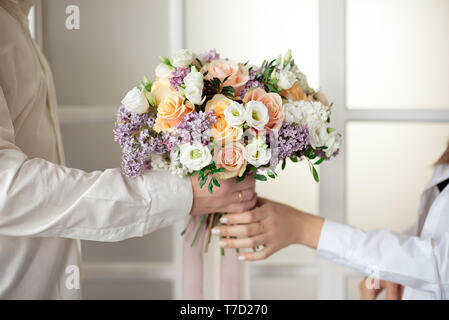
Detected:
[317,220,449,298]
[0,87,192,241]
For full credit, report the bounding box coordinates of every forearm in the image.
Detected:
[291,209,324,250]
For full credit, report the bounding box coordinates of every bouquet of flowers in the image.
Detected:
[114,49,342,253]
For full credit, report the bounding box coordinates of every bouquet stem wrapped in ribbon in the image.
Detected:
[114,49,342,299]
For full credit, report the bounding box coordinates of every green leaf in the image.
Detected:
[215,168,226,173]
[267,172,276,179]
[312,166,319,183]
[281,159,286,170]
[208,181,214,194]
[290,157,298,163]
[212,177,220,187]
[236,174,246,184]
[253,174,268,181]
[314,157,326,166]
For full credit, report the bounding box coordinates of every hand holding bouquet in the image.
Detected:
[114,48,342,253]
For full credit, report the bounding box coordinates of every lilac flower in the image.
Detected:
[170,67,190,90]
[113,105,164,178]
[276,122,310,160]
[163,110,217,150]
[240,69,265,98]
[113,106,151,148]
[201,49,220,63]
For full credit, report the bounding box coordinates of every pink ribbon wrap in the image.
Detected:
[182,215,241,300]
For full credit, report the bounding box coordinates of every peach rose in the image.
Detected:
[244,88,285,131]
[305,91,330,107]
[151,78,174,105]
[205,94,243,144]
[204,59,249,96]
[153,94,194,133]
[213,142,247,179]
[280,82,305,102]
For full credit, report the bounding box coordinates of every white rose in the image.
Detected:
[277,69,296,90]
[179,142,212,172]
[245,101,269,130]
[244,137,272,167]
[155,63,174,79]
[184,71,203,88]
[224,101,246,128]
[121,87,149,114]
[184,71,204,105]
[324,129,342,158]
[309,122,329,149]
[173,49,195,68]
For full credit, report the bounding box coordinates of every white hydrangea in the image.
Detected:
[284,100,332,148]
[168,149,189,177]
[284,100,330,125]
[151,154,169,170]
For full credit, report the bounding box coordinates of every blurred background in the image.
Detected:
[28,0,449,299]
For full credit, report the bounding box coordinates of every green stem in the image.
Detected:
[220,212,225,256]
[190,215,206,247]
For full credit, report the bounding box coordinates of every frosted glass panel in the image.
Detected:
[185,0,319,89]
[346,0,449,109]
[347,122,449,232]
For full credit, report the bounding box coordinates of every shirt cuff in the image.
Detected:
[144,170,193,223]
[317,219,360,263]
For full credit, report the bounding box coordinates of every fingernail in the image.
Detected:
[219,217,228,224]
[211,228,220,235]
[219,241,227,247]
[238,256,246,261]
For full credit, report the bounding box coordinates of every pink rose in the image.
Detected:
[244,88,285,131]
[204,59,249,96]
[213,142,247,179]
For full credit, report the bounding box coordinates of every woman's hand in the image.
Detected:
[359,278,404,300]
[211,198,324,261]
[189,176,257,216]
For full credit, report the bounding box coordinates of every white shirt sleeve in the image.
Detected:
[317,219,449,298]
[0,86,193,241]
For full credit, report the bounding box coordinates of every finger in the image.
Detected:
[256,197,271,206]
[219,234,268,249]
[385,282,401,300]
[234,176,256,191]
[223,194,257,213]
[359,278,380,300]
[238,247,273,261]
[212,222,265,238]
[231,189,256,204]
[220,207,267,224]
